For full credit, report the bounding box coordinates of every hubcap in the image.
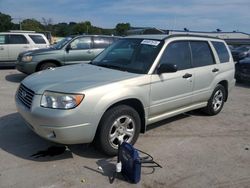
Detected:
[109,115,135,149]
[212,90,223,112]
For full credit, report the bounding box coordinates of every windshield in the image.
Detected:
[52,37,72,49]
[92,38,163,74]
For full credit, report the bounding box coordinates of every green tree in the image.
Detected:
[0,12,13,32]
[21,19,44,32]
[115,23,130,36]
[73,21,92,34]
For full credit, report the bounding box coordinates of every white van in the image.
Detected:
[0,31,49,65]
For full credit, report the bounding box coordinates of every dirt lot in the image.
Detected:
[0,69,250,188]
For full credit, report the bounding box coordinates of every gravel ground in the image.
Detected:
[0,69,250,188]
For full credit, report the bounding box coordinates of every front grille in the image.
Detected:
[17,84,35,109]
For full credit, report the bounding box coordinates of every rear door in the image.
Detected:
[8,34,30,61]
[190,41,219,103]
[64,36,94,65]
[0,34,9,61]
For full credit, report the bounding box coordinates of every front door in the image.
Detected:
[64,36,94,65]
[149,41,193,122]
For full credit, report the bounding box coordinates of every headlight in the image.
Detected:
[41,91,84,109]
[22,55,33,62]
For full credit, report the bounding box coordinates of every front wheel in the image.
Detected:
[95,105,141,156]
[203,84,226,115]
[38,62,57,71]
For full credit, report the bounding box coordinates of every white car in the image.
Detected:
[0,31,50,65]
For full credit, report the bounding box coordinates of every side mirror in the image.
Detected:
[157,64,178,74]
[65,44,71,52]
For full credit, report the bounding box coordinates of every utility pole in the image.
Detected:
[12,17,23,30]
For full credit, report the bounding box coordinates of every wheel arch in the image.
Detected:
[217,80,228,102]
[36,60,62,72]
[98,98,146,134]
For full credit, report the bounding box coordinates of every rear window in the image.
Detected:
[93,37,111,49]
[29,35,47,44]
[212,41,230,63]
[190,41,215,67]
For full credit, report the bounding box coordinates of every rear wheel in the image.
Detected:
[38,62,57,71]
[95,105,141,156]
[203,84,226,115]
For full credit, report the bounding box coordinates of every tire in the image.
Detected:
[203,84,226,116]
[38,62,57,71]
[95,105,141,156]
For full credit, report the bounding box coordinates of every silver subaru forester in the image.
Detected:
[15,34,235,155]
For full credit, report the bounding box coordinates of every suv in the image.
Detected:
[15,35,235,155]
[16,35,119,74]
[0,31,49,65]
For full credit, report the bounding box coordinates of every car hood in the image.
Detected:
[21,64,140,94]
[239,57,250,64]
[20,47,57,56]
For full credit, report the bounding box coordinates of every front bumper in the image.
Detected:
[16,60,38,74]
[15,94,98,144]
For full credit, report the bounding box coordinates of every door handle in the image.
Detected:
[212,68,219,73]
[23,46,29,49]
[182,73,192,78]
[0,47,4,50]
[87,50,92,54]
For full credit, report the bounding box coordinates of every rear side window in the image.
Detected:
[8,35,28,44]
[190,41,215,67]
[93,37,110,49]
[212,41,230,63]
[159,41,192,70]
[0,35,6,44]
[29,35,47,44]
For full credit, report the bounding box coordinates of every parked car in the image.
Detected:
[235,56,250,82]
[231,46,250,62]
[16,35,119,74]
[0,31,49,66]
[15,34,235,155]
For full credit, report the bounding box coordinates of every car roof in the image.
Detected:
[126,34,222,41]
[0,32,45,35]
[73,35,121,39]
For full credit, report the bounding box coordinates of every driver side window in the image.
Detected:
[159,41,192,71]
[70,37,91,50]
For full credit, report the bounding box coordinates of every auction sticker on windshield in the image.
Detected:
[141,40,160,46]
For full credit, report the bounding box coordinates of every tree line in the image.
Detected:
[0,12,131,36]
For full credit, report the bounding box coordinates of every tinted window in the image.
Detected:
[0,35,6,44]
[29,35,46,44]
[212,41,230,63]
[159,41,192,70]
[93,37,110,48]
[190,41,215,67]
[8,35,28,44]
[70,37,91,49]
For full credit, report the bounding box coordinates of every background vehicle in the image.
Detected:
[231,46,250,62]
[15,35,235,155]
[16,35,119,74]
[0,31,49,66]
[235,56,250,82]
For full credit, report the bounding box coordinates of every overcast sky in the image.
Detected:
[1,0,250,33]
